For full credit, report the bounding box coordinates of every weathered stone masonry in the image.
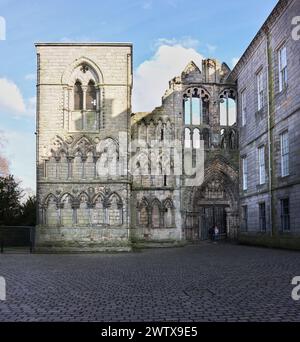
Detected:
[231,0,300,249]
[35,42,239,251]
[35,0,300,251]
[36,43,132,251]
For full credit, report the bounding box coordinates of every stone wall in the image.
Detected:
[131,59,239,242]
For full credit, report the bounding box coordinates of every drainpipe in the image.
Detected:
[265,30,273,237]
[35,52,40,250]
[127,52,132,242]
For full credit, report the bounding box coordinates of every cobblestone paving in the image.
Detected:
[0,243,300,322]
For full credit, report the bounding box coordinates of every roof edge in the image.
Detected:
[230,0,289,79]
[35,42,133,47]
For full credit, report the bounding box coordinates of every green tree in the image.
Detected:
[20,196,36,226]
[0,175,23,225]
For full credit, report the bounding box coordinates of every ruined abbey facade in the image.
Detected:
[35,43,238,251]
[35,0,300,251]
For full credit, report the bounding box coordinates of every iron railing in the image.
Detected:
[0,226,35,253]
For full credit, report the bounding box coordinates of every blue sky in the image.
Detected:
[0,0,278,193]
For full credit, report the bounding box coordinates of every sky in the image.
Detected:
[0,0,278,194]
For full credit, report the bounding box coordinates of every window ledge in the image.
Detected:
[279,230,292,235]
[255,108,265,116]
[278,174,290,180]
[256,183,266,190]
[276,85,288,97]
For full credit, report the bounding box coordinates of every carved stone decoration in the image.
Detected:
[104,187,111,196]
[65,135,74,144]
[219,88,236,100]
[204,179,225,199]
[183,87,210,102]
[88,187,95,195]
[80,64,89,73]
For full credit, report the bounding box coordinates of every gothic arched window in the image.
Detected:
[184,96,203,125]
[184,98,191,125]
[108,194,122,226]
[60,194,74,226]
[183,88,209,126]
[163,199,175,228]
[86,80,97,110]
[192,97,202,125]
[69,63,100,132]
[138,199,149,227]
[74,81,83,110]
[152,200,161,228]
[45,195,58,227]
[77,193,90,226]
[219,89,237,126]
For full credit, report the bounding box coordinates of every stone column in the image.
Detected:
[72,200,80,225]
[67,156,74,179]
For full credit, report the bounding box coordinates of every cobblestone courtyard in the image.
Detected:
[0,243,300,322]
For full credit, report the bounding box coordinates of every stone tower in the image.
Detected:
[35,43,132,252]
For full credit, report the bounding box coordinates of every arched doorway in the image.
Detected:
[184,160,238,241]
[196,178,228,240]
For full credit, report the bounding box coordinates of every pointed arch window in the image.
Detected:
[163,199,175,228]
[86,80,97,110]
[184,96,203,125]
[69,64,100,132]
[184,88,209,126]
[184,98,191,125]
[138,200,149,227]
[152,201,161,228]
[192,97,202,125]
[219,89,237,126]
[74,81,83,110]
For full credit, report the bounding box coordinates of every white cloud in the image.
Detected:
[231,57,240,68]
[0,78,35,117]
[133,42,204,112]
[25,73,36,80]
[3,130,36,192]
[0,78,26,113]
[155,37,200,50]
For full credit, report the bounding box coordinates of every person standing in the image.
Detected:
[214,225,219,242]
